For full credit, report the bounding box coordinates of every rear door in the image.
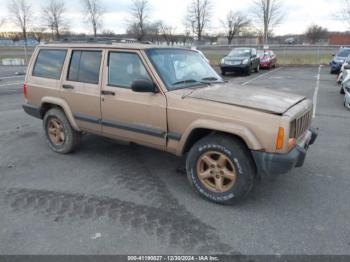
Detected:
[61,49,104,133]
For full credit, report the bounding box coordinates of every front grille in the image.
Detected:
[290,108,313,138]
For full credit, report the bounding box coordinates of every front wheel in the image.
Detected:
[186,134,255,205]
[255,64,260,73]
[340,86,345,94]
[245,65,251,75]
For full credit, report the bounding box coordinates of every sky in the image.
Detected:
[0,0,348,36]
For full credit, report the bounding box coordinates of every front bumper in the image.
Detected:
[330,61,342,73]
[260,61,272,68]
[220,64,249,72]
[252,128,318,178]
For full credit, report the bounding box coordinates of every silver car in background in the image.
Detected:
[340,64,350,109]
[337,54,350,84]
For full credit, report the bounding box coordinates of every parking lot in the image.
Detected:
[0,65,349,255]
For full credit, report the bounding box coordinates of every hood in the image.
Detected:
[184,83,306,115]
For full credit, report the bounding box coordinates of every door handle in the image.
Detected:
[101,90,115,96]
[62,84,74,89]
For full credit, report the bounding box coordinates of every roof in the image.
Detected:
[38,43,187,50]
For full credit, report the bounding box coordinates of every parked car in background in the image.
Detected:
[340,64,350,94]
[330,47,350,74]
[341,64,350,108]
[337,54,350,84]
[285,37,296,45]
[220,48,260,76]
[257,50,277,69]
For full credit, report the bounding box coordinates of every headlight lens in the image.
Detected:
[242,58,249,64]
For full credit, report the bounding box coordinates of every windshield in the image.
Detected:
[146,48,223,90]
[337,49,350,57]
[228,48,251,58]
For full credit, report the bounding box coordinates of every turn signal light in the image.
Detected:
[23,81,27,99]
[276,127,285,150]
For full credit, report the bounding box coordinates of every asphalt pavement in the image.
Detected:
[0,65,349,255]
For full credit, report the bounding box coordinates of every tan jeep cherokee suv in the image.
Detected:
[23,44,317,204]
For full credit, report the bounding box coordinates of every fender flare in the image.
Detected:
[40,96,81,131]
[177,119,263,155]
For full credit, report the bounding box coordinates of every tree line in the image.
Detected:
[0,0,347,45]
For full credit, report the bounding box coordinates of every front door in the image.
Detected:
[100,50,167,149]
[60,49,103,133]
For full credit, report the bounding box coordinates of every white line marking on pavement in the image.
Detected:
[0,82,23,87]
[241,67,283,86]
[0,75,25,80]
[312,65,323,118]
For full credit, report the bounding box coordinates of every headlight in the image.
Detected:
[242,58,249,64]
[221,58,225,64]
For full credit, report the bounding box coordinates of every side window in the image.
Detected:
[67,50,102,84]
[32,49,67,79]
[108,52,151,88]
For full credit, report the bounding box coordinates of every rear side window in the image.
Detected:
[32,49,67,79]
[67,50,102,84]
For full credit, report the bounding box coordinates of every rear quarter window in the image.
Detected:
[32,49,67,79]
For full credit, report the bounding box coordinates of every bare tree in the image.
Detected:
[185,0,212,41]
[128,0,150,41]
[158,21,176,46]
[221,11,250,45]
[251,0,284,44]
[82,0,104,37]
[32,27,47,43]
[7,0,32,44]
[305,24,328,44]
[42,0,68,40]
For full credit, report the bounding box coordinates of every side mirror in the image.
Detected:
[131,79,157,93]
[332,54,335,57]
[344,65,350,70]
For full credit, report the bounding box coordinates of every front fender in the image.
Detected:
[177,119,263,155]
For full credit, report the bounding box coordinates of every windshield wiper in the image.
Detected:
[201,77,219,81]
[172,79,200,86]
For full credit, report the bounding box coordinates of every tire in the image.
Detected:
[340,86,345,94]
[43,108,81,154]
[246,65,251,75]
[221,70,226,76]
[186,134,255,205]
[255,64,260,73]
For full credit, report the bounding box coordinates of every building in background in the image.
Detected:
[329,33,350,45]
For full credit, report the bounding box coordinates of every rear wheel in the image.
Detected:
[43,108,81,154]
[186,134,255,205]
